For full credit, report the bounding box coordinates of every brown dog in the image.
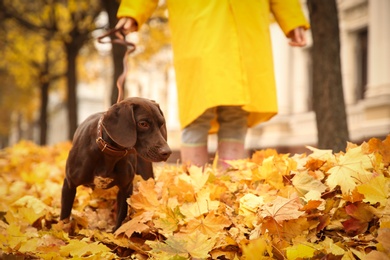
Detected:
[60,97,171,230]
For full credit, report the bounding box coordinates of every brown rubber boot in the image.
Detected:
[217,140,247,169]
[180,145,209,167]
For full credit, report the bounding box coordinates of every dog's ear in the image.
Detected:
[154,102,168,141]
[103,102,137,148]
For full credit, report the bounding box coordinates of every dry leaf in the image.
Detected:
[1,136,389,259]
[260,196,304,224]
[327,146,375,194]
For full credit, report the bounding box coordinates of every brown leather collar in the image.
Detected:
[95,115,135,157]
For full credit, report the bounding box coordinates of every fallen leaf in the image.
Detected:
[327,146,375,194]
[342,218,369,236]
[357,174,390,207]
[8,195,52,225]
[115,211,153,237]
[260,196,304,224]
[182,211,231,236]
[286,242,317,260]
[147,230,216,259]
[179,189,219,220]
[59,240,111,257]
[292,171,327,195]
[241,237,273,260]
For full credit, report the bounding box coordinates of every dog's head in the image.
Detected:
[102,97,171,162]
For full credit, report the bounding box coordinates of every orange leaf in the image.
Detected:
[260,196,304,224]
[182,211,231,236]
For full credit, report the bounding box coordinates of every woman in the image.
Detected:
[116,0,309,168]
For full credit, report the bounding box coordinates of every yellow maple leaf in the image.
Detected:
[327,146,375,194]
[257,156,284,189]
[292,171,327,195]
[182,211,231,236]
[376,227,390,255]
[251,149,279,164]
[0,223,25,251]
[357,174,390,207]
[154,206,184,235]
[239,193,264,225]
[319,237,345,256]
[18,237,39,254]
[179,189,219,220]
[147,230,216,259]
[130,179,160,211]
[7,195,52,224]
[302,190,325,210]
[364,134,390,166]
[178,165,210,192]
[286,243,317,260]
[306,146,334,162]
[260,196,304,224]
[241,236,273,260]
[59,240,111,257]
[114,211,153,237]
[182,231,217,258]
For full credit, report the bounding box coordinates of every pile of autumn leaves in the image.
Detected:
[0,136,389,259]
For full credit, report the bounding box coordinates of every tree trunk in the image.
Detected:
[38,48,50,145]
[39,78,49,145]
[101,0,127,105]
[65,43,79,140]
[307,0,349,152]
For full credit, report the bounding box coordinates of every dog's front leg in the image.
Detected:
[60,178,77,221]
[115,185,132,230]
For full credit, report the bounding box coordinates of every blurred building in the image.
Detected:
[247,0,390,154]
[45,0,389,161]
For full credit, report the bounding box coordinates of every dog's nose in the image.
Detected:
[159,146,172,159]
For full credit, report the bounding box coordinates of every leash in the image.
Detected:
[97,26,136,103]
[95,27,137,157]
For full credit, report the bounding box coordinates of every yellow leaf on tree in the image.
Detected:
[357,174,390,207]
[327,146,375,194]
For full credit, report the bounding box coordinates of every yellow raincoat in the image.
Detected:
[118,0,309,132]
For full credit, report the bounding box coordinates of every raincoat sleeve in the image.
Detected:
[270,0,310,36]
[117,0,159,30]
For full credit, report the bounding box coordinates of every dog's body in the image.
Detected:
[60,97,171,230]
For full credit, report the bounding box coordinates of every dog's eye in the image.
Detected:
[137,121,150,129]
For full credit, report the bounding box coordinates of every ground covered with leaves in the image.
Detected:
[0,136,389,259]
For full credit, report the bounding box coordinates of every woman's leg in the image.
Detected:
[181,108,215,166]
[216,106,249,168]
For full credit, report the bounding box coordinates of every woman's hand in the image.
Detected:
[115,17,138,39]
[288,27,307,47]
